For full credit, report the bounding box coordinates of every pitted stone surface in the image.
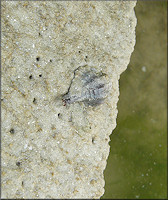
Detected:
[2,1,137,198]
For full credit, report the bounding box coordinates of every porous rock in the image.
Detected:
[1,1,137,198]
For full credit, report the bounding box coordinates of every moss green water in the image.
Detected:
[102,1,167,199]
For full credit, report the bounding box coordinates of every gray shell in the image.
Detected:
[62,65,110,106]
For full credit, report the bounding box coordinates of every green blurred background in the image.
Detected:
[102,1,167,199]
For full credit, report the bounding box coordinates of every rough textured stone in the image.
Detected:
[2,1,137,199]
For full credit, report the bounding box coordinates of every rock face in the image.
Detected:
[2,1,137,199]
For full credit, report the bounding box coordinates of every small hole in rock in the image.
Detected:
[10,128,15,134]
[39,74,42,77]
[36,57,40,61]
[33,98,36,104]
[16,161,21,167]
[58,113,61,118]
[22,181,24,186]
[29,75,33,79]
[78,51,81,53]
[50,59,52,62]
[92,137,95,144]
[84,56,88,61]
